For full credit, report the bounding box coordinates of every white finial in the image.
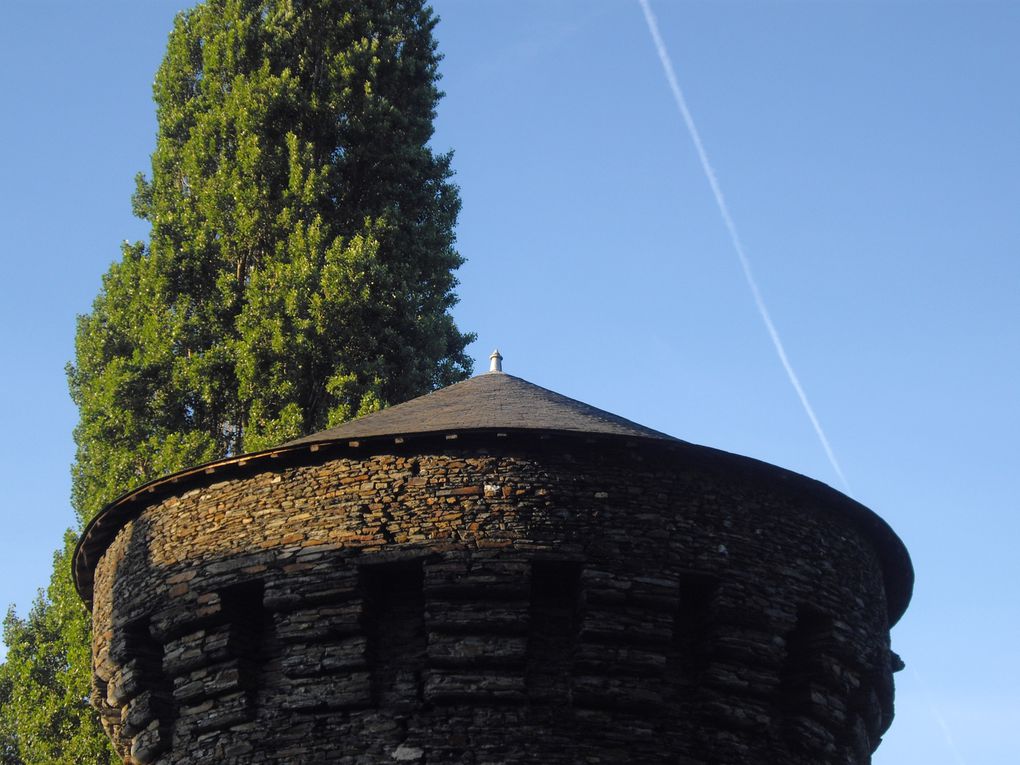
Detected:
[489,348,503,373]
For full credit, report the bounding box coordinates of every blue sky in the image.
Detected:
[1,2,1018,762]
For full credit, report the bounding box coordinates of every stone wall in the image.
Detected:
[89,436,901,764]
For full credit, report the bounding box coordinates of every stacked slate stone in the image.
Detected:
[75,370,912,764]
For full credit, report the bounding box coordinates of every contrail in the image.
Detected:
[911,666,970,765]
[637,0,851,493]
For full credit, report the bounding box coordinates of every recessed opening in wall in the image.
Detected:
[167,579,271,734]
[118,616,174,761]
[219,579,268,653]
[527,560,582,704]
[361,560,426,708]
[850,650,895,757]
[780,605,835,750]
[669,574,719,691]
[219,579,270,704]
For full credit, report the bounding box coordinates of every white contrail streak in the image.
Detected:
[911,666,970,765]
[638,0,851,493]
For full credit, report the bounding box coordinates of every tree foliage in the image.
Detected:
[2,1,471,761]
[0,658,25,765]
[71,0,472,522]
[0,535,110,765]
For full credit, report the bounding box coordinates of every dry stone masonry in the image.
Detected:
[75,370,912,764]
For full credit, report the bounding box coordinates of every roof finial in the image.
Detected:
[489,348,503,373]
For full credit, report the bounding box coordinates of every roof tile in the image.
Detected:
[285,372,677,445]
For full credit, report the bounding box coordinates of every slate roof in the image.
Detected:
[285,371,678,446]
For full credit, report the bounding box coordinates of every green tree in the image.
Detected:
[0,535,109,765]
[1,1,472,761]
[72,0,471,520]
[0,661,25,765]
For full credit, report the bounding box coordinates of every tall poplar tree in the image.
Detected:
[1,2,472,761]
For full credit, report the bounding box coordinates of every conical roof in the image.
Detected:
[285,370,678,446]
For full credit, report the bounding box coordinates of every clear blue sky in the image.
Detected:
[2,2,1018,762]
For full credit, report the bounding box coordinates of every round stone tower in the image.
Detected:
[74,363,912,765]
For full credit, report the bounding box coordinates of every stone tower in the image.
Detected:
[74,364,912,764]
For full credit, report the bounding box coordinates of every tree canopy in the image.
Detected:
[1,2,472,761]
[71,0,472,522]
